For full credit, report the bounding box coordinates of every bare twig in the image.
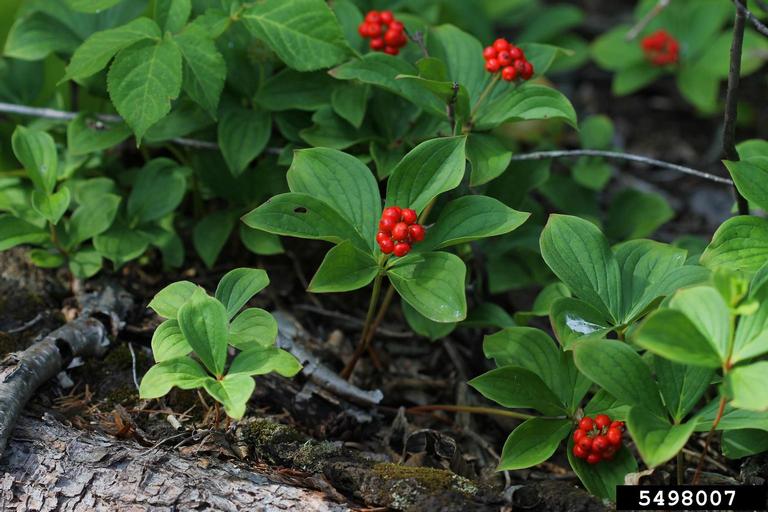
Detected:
[127,342,140,392]
[404,28,429,58]
[509,149,733,185]
[732,0,768,37]
[724,0,751,215]
[447,82,459,136]
[626,0,671,41]
[0,101,218,150]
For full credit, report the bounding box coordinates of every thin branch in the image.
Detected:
[732,0,768,37]
[756,0,768,13]
[625,0,671,41]
[447,82,459,135]
[0,101,219,150]
[508,149,734,185]
[404,28,429,58]
[724,1,751,215]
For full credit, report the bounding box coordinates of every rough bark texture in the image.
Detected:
[0,415,349,512]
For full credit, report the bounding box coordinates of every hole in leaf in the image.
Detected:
[294,207,308,214]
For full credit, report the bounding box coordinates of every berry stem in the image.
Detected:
[469,74,501,123]
[406,404,549,420]
[340,269,385,379]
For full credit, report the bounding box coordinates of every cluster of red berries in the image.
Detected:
[358,10,407,55]
[483,38,534,81]
[377,206,424,257]
[641,30,679,66]
[572,414,625,465]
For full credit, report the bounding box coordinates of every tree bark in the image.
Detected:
[0,415,350,512]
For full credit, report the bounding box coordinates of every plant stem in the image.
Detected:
[406,404,556,421]
[723,0,750,215]
[625,0,671,41]
[676,450,684,485]
[469,74,500,122]
[340,271,385,379]
[447,82,460,136]
[49,223,68,257]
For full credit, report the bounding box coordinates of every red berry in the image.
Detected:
[482,46,496,60]
[401,208,417,224]
[385,29,403,47]
[379,238,394,254]
[593,435,609,452]
[492,38,509,52]
[578,417,594,432]
[501,66,516,81]
[521,61,534,80]
[379,217,396,233]
[376,231,390,244]
[392,222,409,241]
[358,23,368,38]
[573,429,585,443]
[602,445,617,460]
[610,420,625,431]
[382,206,401,221]
[485,59,500,73]
[380,10,394,24]
[607,427,622,446]
[514,59,526,75]
[573,444,588,459]
[578,436,593,452]
[389,20,404,32]
[595,414,611,429]
[508,46,523,60]
[364,22,380,38]
[587,453,602,465]
[365,11,381,23]
[370,37,385,50]
[497,51,512,66]
[393,242,411,257]
[408,224,425,242]
[384,46,399,55]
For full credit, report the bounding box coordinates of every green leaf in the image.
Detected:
[427,24,486,102]
[256,69,336,111]
[330,54,444,116]
[68,194,121,246]
[540,214,622,322]
[308,241,379,293]
[242,192,366,250]
[549,297,611,347]
[149,281,198,319]
[568,436,637,501]
[634,309,723,368]
[193,210,236,269]
[64,17,161,82]
[139,357,209,398]
[388,252,467,323]
[654,357,714,423]
[483,327,566,405]
[68,247,102,278]
[229,346,302,377]
[469,365,567,416]
[725,158,768,213]
[421,195,529,251]
[240,225,283,256]
[702,216,768,274]
[331,82,368,128]
[584,389,631,420]
[467,133,512,186]
[203,374,255,419]
[3,13,80,61]
[287,148,381,251]
[733,302,768,363]
[241,0,351,72]
[175,24,226,118]
[151,319,192,362]
[722,429,768,458]
[215,268,270,319]
[498,418,571,471]
[627,408,696,467]
[667,286,730,360]
[155,0,191,33]
[28,249,65,268]
[218,104,271,176]
[107,39,183,143]
[574,338,666,418]
[463,303,516,329]
[695,401,768,432]
[12,126,58,194]
[613,64,662,96]
[230,308,277,349]
[386,136,467,215]
[67,115,132,155]
[475,84,577,130]
[590,26,643,71]
[725,362,768,411]
[177,292,229,376]
[605,189,674,241]
[31,188,71,225]
[402,301,456,341]
[127,159,186,225]
[64,0,127,13]
[93,224,149,267]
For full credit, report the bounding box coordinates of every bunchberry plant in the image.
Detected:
[572,415,626,464]
[139,268,301,419]
[358,10,407,55]
[482,38,534,81]
[243,141,529,373]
